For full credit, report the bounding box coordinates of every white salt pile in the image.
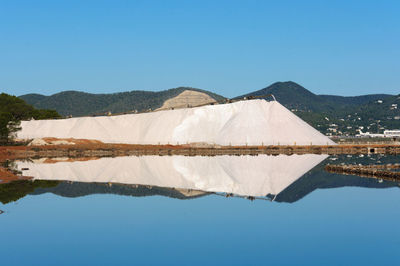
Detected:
[16,154,328,197]
[17,99,335,146]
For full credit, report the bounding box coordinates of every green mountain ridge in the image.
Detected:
[19,81,400,136]
[239,81,392,112]
[241,81,400,135]
[20,87,225,117]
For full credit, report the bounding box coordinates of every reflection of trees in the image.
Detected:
[2,160,22,176]
[0,180,59,204]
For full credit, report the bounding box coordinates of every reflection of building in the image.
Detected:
[384,130,400,138]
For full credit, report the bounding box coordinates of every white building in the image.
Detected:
[384,130,400,138]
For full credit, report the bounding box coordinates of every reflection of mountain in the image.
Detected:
[275,163,399,203]
[16,154,327,197]
[31,182,209,200]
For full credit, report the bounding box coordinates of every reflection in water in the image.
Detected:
[31,182,211,201]
[16,154,327,198]
[0,180,59,204]
[3,155,400,266]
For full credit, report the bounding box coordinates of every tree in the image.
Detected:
[0,93,61,144]
[0,112,21,144]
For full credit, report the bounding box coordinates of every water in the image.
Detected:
[1,154,399,266]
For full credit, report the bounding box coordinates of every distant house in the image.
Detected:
[384,130,400,138]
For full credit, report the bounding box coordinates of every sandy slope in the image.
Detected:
[156,90,216,110]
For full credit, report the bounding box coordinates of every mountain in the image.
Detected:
[238,81,391,113]
[31,182,209,200]
[20,87,225,117]
[240,81,399,135]
[18,81,400,136]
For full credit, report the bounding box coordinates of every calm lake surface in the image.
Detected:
[1,154,399,266]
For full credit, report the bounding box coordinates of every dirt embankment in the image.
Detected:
[0,146,33,184]
[0,146,27,162]
[2,141,400,160]
[325,164,400,181]
[0,167,20,183]
[0,146,32,183]
[27,137,104,146]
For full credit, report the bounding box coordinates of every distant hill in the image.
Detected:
[20,87,225,117]
[18,81,400,136]
[239,81,399,135]
[238,81,391,113]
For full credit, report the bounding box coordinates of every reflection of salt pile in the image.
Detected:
[17,99,335,146]
[16,154,327,197]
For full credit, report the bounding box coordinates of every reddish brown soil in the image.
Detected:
[1,141,399,163]
[0,146,28,162]
[0,146,31,183]
[0,166,32,184]
[41,137,104,145]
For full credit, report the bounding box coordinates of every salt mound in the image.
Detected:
[17,99,335,146]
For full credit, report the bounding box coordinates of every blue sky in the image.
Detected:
[0,0,399,97]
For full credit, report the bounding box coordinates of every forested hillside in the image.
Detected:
[241,81,399,136]
[20,87,225,117]
[238,81,391,113]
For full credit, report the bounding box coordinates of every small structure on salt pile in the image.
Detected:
[17,99,335,146]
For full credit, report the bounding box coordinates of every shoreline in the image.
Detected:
[1,142,400,161]
[1,142,399,184]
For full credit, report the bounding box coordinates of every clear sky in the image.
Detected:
[1,0,399,97]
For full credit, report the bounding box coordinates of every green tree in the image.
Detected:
[0,93,61,144]
[0,112,21,144]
